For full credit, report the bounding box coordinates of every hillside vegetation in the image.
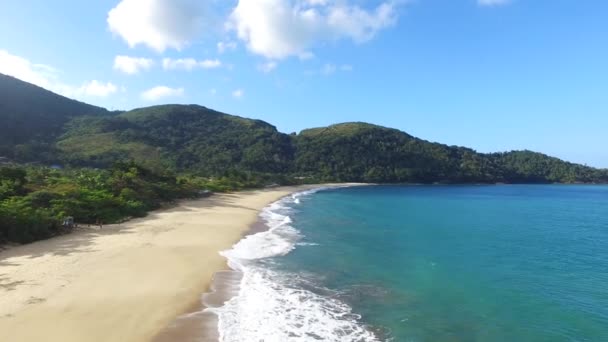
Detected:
[55,113,608,184]
[294,122,608,183]
[1,73,606,184]
[2,73,608,244]
[0,74,116,161]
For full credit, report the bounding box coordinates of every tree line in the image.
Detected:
[0,162,287,244]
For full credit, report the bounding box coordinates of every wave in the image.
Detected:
[207,187,378,342]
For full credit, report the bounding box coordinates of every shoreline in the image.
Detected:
[0,185,339,342]
[150,218,267,342]
[151,183,367,341]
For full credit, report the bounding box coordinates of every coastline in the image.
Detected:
[151,183,367,341]
[0,185,334,342]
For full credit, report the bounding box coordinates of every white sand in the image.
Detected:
[0,187,316,342]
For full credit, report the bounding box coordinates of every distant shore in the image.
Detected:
[0,185,336,342]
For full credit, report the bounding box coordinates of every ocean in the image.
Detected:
[206,185,608,341]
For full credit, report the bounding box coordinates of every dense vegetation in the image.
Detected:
[294,123,608,183]
[0,162,281,244]
[0,74,116,162]
[1,73,606,185]
[50,112,608,184]
[57,105,294,174]
[0,162,181,243]
[1,73,607,244]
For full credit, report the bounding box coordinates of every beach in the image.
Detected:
[0,186,319,342]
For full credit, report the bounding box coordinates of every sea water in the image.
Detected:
[208,185,608,341]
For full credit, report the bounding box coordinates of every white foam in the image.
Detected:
[220,193,300,269]
[212,266,378,342]
[208,187,378,342]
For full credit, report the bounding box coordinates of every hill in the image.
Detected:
[0,73,116,161]
[0,73,606,184]
[294,123,608,183]
[56,104,294,174]
[295,122,485,182]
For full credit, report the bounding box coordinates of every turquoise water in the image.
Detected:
[267,185,608,341]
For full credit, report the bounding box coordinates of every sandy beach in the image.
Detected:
[0,186,319,342]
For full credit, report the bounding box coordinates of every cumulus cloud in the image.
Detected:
[0,50,119,98]
[478,0,511,6]
[106,0,399,58]
[162,58,222,70]
[198,59,222,69]
[107,0,209,52]
[229,0,399,59]
[232,89,244,99]
[72,81,118,97]
[141,86,184,101]
[0,50,60,90]
[113,55,155,74]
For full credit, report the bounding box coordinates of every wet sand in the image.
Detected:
[151,221,261,342]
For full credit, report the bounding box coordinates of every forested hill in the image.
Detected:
[1,73,607,184]
[294,123,608,183]
[57,104,294,174]
[0,74,116,160]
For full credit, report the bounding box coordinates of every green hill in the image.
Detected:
[0,73,116,161]
[294,122,482,182]
[1,73,606,184]
[56,104,294,173]
[294,122,608,183]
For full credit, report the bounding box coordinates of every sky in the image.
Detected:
[1,0,607,167]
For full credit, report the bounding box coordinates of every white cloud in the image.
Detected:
[113,55,154,74]
[232,89,244,99]
[72,80,118,97]
[107,0,398,58]
[0,50,58,90]
[162,58,222,71]
[199,59,222,69]
[229,0,399,59]
[0,50,119,99]
[478,0,511,6]
[107,0,209,52]
[217,41,237,53]
[258,61,278,73]
[141,86,184,101]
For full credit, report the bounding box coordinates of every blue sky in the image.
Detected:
[1,0,607,167]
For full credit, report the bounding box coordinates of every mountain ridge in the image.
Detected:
[1,73,606,184]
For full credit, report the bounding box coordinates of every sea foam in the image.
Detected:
[207,187,378,342]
